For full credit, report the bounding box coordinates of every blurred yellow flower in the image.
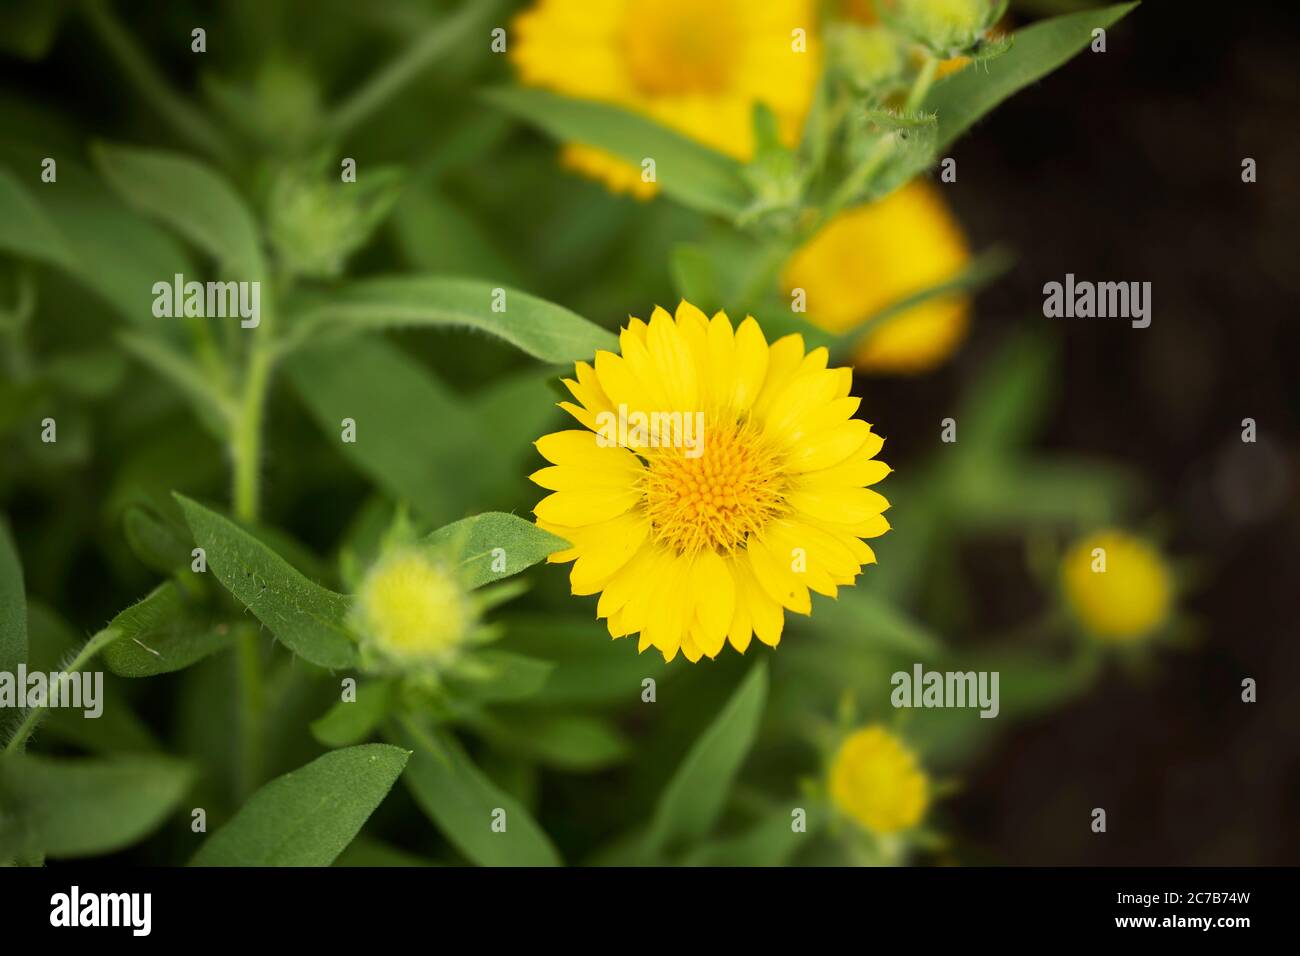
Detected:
[531,301,891,662]
[354,550,470,668]
[1061,531,1173,642]
[783,180,971,373]
[829,724,929,834]
[510,0,820,197]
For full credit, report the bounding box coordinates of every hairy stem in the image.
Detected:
[4,627,121,755]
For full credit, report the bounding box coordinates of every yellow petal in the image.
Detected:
[534,488,639,526]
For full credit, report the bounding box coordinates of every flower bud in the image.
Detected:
[829,725,930,835]
[890,0,991,57]
[352,549,473,673]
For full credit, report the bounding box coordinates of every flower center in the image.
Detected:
[641,416,786,556]
[621,0,740,96]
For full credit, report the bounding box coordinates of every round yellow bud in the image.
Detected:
[829,725,930,835]
[1061,531,1173,642]
[354,550,470,668]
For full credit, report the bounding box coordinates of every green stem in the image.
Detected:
[231,344,273,522]
[80,0,233,165]
[4,627,121,755]
[325,0,498,140]
[823,134,896,222]
[905,54,940,113]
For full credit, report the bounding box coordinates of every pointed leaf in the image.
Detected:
[93,142,264,278]
[927,3,1139,151]
[394,720,561,867]
[290,275,616,364]
[422,512,568,589]
[175,495,358,669]
[645,660,769,851]
[483,87,749,219]
[190,744,409,866]
[0,752,192,860]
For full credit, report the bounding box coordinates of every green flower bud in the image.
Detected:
[891,0,990,57]
[266,164,402,280]
[832,25,905,93]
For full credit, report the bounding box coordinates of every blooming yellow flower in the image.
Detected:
[531,301,891,662]
[353,549,471,669]
[782,180,971,373]
[829,724,929,834]
[1061,531,1173,642]
[510,0,820,197]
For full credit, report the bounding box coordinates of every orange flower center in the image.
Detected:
[641,416,786,556]
[621,0,740,96]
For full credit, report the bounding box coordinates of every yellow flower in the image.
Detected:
[531,301,891,663]
[353,550,471,669]
[511,0,820,197]
[782,181,971,373]
[1061,531,1173,642]
[829,725,929,834]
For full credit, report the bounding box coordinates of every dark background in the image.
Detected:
[897,0,1300,864]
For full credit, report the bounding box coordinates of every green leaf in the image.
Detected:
[473,712,629,772]
[92,142,265,278]
[0,516,26,680]
[122,504,192,575]
[680,807,812,866]
[0,145,193,325]
[284,337,486,525]
[798,586,945,658]
[118,331,235,428]
[445,650,554,704]
[175,494,358,669]
[0,752,192,860]
[289,275,616,364]
[0,167,77,270]
[497,614,671,707]
[310,680,395,748]
[101,582,233,678]
[189,744,409,866]
[394,719,561,866]
[958,331,1055,455]
[422,512,568,590]
[926,3,1139,151]
[645,660,768,852]
[483,87,750,219]
[390,185,524,283]
[670,244,722,314]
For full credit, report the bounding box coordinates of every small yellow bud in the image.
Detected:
[354,549,470,670]
[829,725,930,835]
[1061,531,1173,642]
